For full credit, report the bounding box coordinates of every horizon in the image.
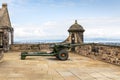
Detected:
[0,0,120,42]
[14,38,120,44]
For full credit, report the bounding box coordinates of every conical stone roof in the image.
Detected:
[68,20,85,32]
[0,3,12,28]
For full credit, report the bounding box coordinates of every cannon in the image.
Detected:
[21,43,76,61]
[21,43,81,60]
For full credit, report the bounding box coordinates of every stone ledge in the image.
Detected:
[76,43,120,66]
[10,43,54,51]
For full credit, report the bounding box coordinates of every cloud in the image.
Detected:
[13,21,69,40]
[80,17,120,39]
[0,0,29,7]
[84,27,120,39]
[13,17,120,41]
[80,17,120,24]
[1,1,120,41]
[14,24,46,40]
[0,0,13,4]
[49,1,76,7]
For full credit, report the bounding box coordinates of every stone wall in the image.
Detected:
[75,43,120,66]
[0,49,4,62]
[10,43,53,52]
[10,43,120,66]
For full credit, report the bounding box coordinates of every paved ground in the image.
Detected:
[0,52,120,80]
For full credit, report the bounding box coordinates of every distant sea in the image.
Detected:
[14,39,120,46]
[14,40,63,44]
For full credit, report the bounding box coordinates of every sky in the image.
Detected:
[0,0,120,42]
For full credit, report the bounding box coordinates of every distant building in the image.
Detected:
[64,20,85,44]
[0,3,13,51]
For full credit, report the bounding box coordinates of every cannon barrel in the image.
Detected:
[70,43,81,47]
[51,43,81,48]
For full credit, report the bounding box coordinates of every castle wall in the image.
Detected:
[0,49,4,62]
[75,43,120,66]
[10,43,53,52]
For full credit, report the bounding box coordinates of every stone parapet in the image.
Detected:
[10,43,54,52]
[75,43,120,66]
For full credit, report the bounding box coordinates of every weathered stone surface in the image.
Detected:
[0,52,120,80]
[0,50,4,62]
[0,3,14,51]
[10,44,51,52]
[76,43,120,66]
[64,20,85,44]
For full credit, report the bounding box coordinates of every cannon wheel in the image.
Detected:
[58,49,68,61]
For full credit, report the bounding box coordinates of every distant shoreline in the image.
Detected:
[13,39,120,44]
[14,40,63,44]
